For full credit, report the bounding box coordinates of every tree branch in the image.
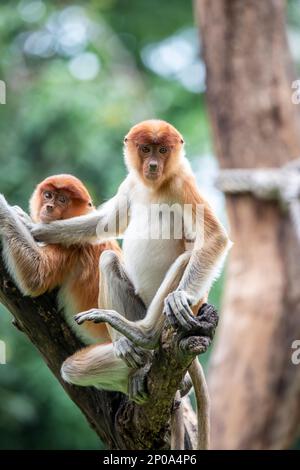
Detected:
[0,250,209,450]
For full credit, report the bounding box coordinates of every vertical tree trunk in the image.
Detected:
[196,0,300,449]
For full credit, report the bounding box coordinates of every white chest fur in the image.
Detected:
[122,186,183,307]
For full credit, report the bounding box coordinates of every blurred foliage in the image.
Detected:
[0,0,299,450]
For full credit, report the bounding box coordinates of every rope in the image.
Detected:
[215,159,300,243]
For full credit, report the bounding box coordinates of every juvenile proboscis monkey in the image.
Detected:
[0,175,150,394]
[28,120,231,449]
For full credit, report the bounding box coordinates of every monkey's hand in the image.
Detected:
[0,194,16,235]
[163,290,198,332]
[114,337,152,369]
[30,222,58,243]
[164,291,218,337]
[12,206,33,229]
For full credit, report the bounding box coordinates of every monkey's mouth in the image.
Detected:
[145,172,161,181]
[40,212,57,223]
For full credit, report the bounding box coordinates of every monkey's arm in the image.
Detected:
[30,179,131,246]
[164,203,231,331]
[0,196,68,296]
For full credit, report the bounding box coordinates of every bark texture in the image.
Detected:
[0,256,206,449]
[196,0,300,449]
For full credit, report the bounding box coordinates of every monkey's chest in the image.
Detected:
[123,237,183,307]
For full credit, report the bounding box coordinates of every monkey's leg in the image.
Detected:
[61,342,150,403]
[98,250,152,368]
[61,342,130,394]
[75,252,191,349]
[62,250,151,401]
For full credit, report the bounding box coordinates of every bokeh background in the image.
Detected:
[0,0,300,449]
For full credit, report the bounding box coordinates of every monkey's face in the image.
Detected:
[30,175,94,223]
[124,120,184,187]
[138,143,170,183]
[39,189,71,222]
[38,188,93,223]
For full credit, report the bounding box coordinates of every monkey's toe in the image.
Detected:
[128,365,150,405]
[164,291,200,332]
[115,337,151,369]
[74,309,102,325]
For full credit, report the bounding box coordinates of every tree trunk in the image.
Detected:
[0,255,209,449]
[196,0,300,449]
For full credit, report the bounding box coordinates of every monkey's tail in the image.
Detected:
[170,391,185,450]
[188,358,210,450]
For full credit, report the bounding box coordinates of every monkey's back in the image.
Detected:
[58,240,121,344]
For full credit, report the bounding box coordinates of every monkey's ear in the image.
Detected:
[124,137,128,143]
[180,138,184,144]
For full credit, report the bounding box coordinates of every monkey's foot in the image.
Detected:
[128,364,150,405]
[164,291,218,336]
[75,308,157,349]
[114,337,152,369]
[75,309,105,325]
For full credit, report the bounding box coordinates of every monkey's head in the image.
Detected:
[124,120,184,187]
[30,174,94,223]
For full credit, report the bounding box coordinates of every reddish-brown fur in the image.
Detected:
[26,175,121,341]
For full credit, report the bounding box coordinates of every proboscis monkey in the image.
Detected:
[0,175,150,394]
[27,121,230,449]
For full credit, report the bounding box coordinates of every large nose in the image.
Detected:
[149,161,158,172]
[46,204,54,213]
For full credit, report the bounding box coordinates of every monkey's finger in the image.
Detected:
[169,293,193,331]
[131,386,148,405]
[0,194,9,208]
[116,338,148,368]
[74,310,102,324]
[123,347,144,369]
[12,206,32,225]
[131,346,152,366]
[164,302,179,329]
[174,293,200,330]
[12,206,29,217]
[130,381,147,405]
[129,378,142,404]
[116,342,137,368]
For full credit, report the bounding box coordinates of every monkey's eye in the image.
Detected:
[159,147,168,154]
[57,194,67,204]
[141,145,151,153]
[44,191,53,200]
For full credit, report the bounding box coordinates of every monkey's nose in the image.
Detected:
[46,205,54,213]
[149,162,158,172]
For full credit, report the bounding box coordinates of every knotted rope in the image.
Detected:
[215,159,300,243]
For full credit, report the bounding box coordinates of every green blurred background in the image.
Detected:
[0,0,299,450]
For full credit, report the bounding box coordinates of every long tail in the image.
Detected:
[170,391,185,450]
[188,358,210,450]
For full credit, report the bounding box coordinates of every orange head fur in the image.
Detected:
[124,120,184,188]
[30,174,94,223]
